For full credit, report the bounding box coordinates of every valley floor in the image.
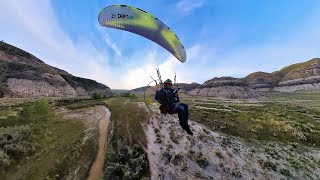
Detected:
[142,92,320,179]
[1,92,320,179]
[146,109,320,179]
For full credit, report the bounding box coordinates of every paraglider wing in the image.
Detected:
[98,5,186,63]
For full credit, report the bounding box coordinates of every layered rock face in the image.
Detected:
[131,82,201,94]
[6,75,78,98]
[189,59,320,98]
[242,58,320,93]
[133,59,320,99]
[244,72,276,91]
[0,41,112,98]
[274,59,320,92]
[189,77,260,99]
[172,82,201,93]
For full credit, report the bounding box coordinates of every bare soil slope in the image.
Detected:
[143,99,320,179]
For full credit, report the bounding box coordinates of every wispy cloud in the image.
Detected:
[176,0,205,14]
[120,44,256,88]
[103,33,122,57]
[96,25,122,57]
[0,0,115,86]
[1,0,320,90]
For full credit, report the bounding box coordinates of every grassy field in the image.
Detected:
[187,93,320,148]
[103,96,150,180]
[55,97,109,110]
[0,98,98,179]
[57,94,151,179]
[107,91,320,149]
[265,92,320,109]
[0,94,150,179]
[1,91,319,179]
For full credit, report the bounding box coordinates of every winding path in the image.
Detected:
[87,106,111,180]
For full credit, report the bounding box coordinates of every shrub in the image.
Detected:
[0,125,39,164]
[34,98,53,117]
[19,98,53,121]
[258,159,277,171]
[0,150,11,169]
[196,153,209,168]
[91,92,104,100]
[215,151,224,159]
[0,85,9,98]
[64,100,109,110]
[120,92,136,98]
[104,144,148,180]
[280,168,291,176]
[232,169,242,178]
[172,154,183,166]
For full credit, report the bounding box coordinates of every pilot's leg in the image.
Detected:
[174,104,193,135]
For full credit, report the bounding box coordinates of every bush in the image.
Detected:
[0,85,9,98]
[0,125,39,165]
[64,100,109,110]
[104,144,148,180]
[120,92,136,98]
[55,98,79,106]
[280,168,291,176]
[196,153,209,168]
[0,150,11,169]
[19,98,53,121]
[91,92,104,100]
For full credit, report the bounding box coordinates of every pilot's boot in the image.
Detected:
[184,125,193,135]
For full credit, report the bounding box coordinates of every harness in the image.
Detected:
[159,89,177,114]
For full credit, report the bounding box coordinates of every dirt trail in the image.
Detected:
[87,106,111,180]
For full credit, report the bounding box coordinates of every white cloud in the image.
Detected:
[0,0,174,89]
[1,0,319,90]
[0,0,116,87]
[176,0,205,14]
[120,44,256,88]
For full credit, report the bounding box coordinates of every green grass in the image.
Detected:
[144,93,156,105]
[0,98,53,128]
[1,119,88,179]
[0,99,96,179]
[190,100,320,147]
[265,92,320,110]
[266,92,320,101]
[104,97,149,179]
[0,96,120,178]
[0,107,22,127]
[56,98,109,110]
[105,97,147,148]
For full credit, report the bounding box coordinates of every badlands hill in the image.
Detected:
[0,41,112,98]
[191,58,320,98]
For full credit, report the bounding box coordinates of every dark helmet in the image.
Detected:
[164,79,172,85]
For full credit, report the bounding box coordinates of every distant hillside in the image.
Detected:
[131,86,148,93]
[189,77,260,99]
[131,82,201,93]
[111,89,130,93]
[0,41,112,98]
[192,58,320,98]
[244,58,320,87]
[244,72,277,88]
[246,58,320,92]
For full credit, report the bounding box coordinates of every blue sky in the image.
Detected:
[1,0,320,89]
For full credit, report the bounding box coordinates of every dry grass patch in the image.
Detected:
[104,97,149,179]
